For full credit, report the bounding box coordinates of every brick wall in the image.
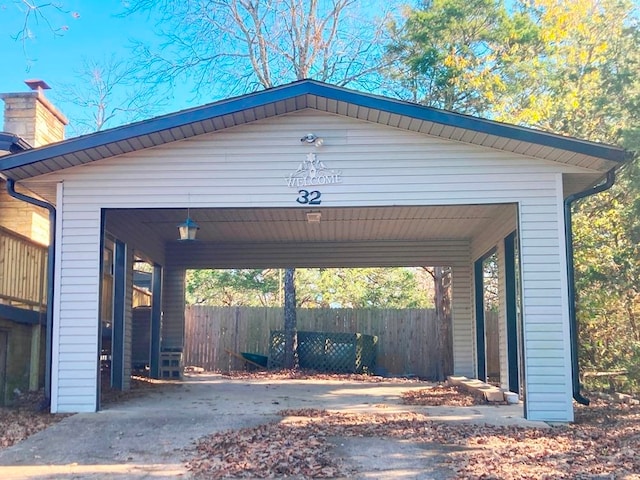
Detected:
[0,90,67,147]
[0,187,49,245]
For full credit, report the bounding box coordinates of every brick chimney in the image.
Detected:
[0,79,68,147]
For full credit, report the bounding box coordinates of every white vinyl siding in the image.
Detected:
[518,176,573,421]
[167,241,471,269]
[451,263,474,377]
[52,183,100,413]
[46,111,577,419]
[162,266,186,350]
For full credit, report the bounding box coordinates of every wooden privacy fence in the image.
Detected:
[184,306,496,378]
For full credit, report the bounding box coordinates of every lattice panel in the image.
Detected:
[269,330,377,373]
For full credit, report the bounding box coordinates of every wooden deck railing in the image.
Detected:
[0,225,47,313]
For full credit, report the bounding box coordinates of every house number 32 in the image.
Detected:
[296,189,322,205]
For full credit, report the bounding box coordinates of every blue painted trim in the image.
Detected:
[474,247,497,382]
[504,232,520,394]
[111,241,126,390]
[97,212,106,410]
[0,304,42,324]
[474,258,487,381]
[0,80,627,178]
[149,264,163,379]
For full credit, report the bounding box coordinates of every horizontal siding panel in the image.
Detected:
[527,373,569,384]
[526,393,569,403]
[527,357,569,367]
[56,369,97,380]
[521,297,562,307]
[59,352,97,362]
[56,401,96,413]
[57,378,96,388]
[167,241,471,269]
[55,386,97,396]
[526,323,563,333]
[527,410,574,422]
[524,346,565,356]
[58,334,99,344]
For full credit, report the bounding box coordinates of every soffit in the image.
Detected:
[0,81,627,182]
[105,204,514,244]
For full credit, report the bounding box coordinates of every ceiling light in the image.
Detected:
[177,212,199,241]
[306,211,322,223]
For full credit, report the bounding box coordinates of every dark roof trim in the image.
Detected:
[0,79,628,174]
[312,82,627,163]
[0,132,31,154]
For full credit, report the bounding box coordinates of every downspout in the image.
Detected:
[6,178,55,408]
[564,169,616,406]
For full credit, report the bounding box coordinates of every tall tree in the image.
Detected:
[296,267,433,309]
[387,0,640,389]
[186,269,281,306]
[385,0,539,114]
[53,56,162,135]
[126,0,393,97]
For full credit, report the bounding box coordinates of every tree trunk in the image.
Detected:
[283,268,298,369]
[431,266,452,381]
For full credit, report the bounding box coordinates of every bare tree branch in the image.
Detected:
[124,0,395,97]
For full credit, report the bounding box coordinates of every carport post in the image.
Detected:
[149,264,163,378]
[474,258,487,381]
[111,240,127,389]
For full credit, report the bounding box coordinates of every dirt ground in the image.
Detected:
[1,372,639,479]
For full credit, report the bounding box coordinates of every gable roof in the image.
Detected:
[0,79,628,181]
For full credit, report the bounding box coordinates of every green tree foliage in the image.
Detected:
[385,0,539,114]
[296,268,433,309]
[388,0,640,390]
[185,267,434,309]
[186,269,280,306]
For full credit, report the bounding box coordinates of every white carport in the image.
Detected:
[0,80,627,421]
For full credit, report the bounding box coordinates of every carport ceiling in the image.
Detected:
[106,204,515,243]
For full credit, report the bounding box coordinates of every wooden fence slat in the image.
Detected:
[182,306,499,378]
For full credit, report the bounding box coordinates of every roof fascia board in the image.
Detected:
[0,81,314,172]
[306,82,626,163]
[0,80,627,176]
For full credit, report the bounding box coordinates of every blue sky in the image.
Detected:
[0,1,398,135]
[0,1,190,132]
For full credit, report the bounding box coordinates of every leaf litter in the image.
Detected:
[186,377,640,479]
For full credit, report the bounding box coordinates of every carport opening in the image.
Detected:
[100,250,154,402]
[482,252,500,385]
[181,267,457,381]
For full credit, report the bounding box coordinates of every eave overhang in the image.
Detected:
[0,79,629,181]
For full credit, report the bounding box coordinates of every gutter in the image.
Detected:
[564,169,616,406]
[6,179,55,408]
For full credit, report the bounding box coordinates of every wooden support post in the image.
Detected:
[29,323,41,391]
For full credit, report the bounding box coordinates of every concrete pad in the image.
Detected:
[0,374,545,479]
